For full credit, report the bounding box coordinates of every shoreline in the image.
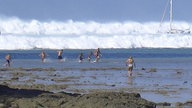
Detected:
[0,67,192,107]
[0,84,192,107]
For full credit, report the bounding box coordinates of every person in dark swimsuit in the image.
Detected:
[57,49,63,61]
[79,53,84,63]
[5,54,11,67]
[94,48,102,62]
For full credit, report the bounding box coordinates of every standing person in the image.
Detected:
[57,49,63,62]
[39,50,46,63]
[5,54,11,67]
[87,51,93,62]
[126,56,136,77]
[94,48,102,62]
[78,53,84,63]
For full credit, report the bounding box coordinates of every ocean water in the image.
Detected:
[1,48,192,69]
[0,48,192,75]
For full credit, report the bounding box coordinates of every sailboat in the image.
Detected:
[160,0,191,34]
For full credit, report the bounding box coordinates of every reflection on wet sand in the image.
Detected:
[128,77,133,85]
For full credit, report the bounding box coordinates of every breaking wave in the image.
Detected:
[0,17,192,50]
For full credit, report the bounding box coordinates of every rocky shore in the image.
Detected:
[0,85,156,108]
[1,67,192,108]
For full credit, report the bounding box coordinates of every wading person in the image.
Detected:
[57,49,63,62]
[39,50,47,63]
[88,51,93,62]
[126,56,136,77]
[94,48,102,62]
[78,52,84,63]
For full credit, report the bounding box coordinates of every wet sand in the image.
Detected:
[0,67,192,107]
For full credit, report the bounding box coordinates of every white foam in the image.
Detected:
[0,17,192,50]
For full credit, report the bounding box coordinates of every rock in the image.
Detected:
[141,68,146,70]
[157,102,171,106]
[149,68,157,72]
[0,85,156,108]
[184,100,192,106]
[175,102,183,107]
[0,103,6,108]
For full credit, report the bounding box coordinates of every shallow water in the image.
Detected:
[0,48,192,104]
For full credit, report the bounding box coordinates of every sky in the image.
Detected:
[0,0,191,22]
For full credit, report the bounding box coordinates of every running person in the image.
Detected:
[78,53,84,63]
[5,54,11,67]
[57,49,63,62]
[94,48,102,62]
[88,51,93,62]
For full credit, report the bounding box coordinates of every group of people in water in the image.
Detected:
[78,48,102,63]
[40,49,64,63]
[41,48,135,77]
[39,48,102,63]
[3,48,136,77]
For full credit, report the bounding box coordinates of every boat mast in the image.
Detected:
[170,0,173,31]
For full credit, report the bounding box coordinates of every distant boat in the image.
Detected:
[159,0,191,34]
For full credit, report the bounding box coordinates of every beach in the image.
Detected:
[0,66,192,107]
[0,49,192,107]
